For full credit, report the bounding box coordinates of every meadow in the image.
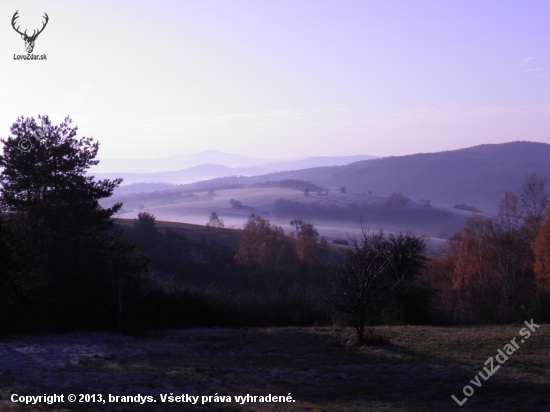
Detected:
[104,186,464,244]
[0,325,548,411]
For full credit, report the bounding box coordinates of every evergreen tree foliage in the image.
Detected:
[0,115,148,332]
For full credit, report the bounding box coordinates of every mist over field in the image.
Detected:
[102,183,465,245]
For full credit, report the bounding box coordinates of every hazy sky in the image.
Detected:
[1,0,549,159]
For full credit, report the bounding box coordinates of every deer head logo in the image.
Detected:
[11,11,49,54]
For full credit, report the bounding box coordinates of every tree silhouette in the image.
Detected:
[329,241,390,345]
[518,174,549,242]
[290,219,304,231]
[328,229,426,345]
[134,212,162,249]
[0,115,121,214]
[0,115,147,331]
[206,211,225,228]
[534,208,550,292]
[296,223,319,262]
[234,214,297,283]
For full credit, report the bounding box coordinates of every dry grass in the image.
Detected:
[0,325,548,411]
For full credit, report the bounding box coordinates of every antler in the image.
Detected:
[11,11,27,37]
[11,11,49,39]
[29,13,49,39]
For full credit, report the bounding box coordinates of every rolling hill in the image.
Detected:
[190,141,550,213]
[325,141,550,212]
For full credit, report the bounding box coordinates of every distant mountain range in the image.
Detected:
[91,153,378,185]
[92,151,275,173]
[93,164,268,185]
[180,141,550,213]
[92,150,377,173]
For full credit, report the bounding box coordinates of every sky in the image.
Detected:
[0,0,549,159]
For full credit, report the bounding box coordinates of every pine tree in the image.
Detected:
[0,115,148,331]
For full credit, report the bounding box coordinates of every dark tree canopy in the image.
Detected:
[290,219,304,231]
[0,115,121,215]
[0,115,149,333]
[134,212,162,248]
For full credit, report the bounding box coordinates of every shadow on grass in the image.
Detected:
[0,327,548,411]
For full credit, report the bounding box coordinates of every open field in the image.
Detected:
[113,218,446,255]
[0,325,548,411]
[106,187,462,247]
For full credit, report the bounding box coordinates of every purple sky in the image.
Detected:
[1,0,549,159]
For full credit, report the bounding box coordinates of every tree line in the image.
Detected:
[1,116,549,344]
[273,193,466,236]
[423,174,550,324]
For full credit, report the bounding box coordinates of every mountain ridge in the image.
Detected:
[181,141,550,213]
[93,151,377,173]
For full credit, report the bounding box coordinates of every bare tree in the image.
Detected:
[497,191,522,232]
[328,229,426,345]
[519,174,548,220]
[329,246,390,345]
[518,173,549,241]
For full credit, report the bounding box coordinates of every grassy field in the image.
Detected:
[113,217,446,255]
[0,325,548,411]
[104,186,462,243]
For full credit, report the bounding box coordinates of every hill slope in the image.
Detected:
[326,141,550,212]
[197,141,550,213]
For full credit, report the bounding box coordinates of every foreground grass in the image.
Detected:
[0,325,548,411]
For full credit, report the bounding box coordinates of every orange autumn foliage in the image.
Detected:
[295,223,319,262]
[234,214,297,278]
[533,208,550,291]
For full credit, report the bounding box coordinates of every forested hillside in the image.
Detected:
[196,142,550,213]
[326,141,550,212]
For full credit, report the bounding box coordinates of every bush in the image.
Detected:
[453,203,483,213]
[382,192,410,209]
[230,199,254,210]
[332,238,349,246]
[251,179,324,192]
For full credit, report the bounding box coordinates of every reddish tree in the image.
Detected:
[446,205,535,322]
[234,214,297,279]
[296,223,319,262]
[533,208,550,292]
